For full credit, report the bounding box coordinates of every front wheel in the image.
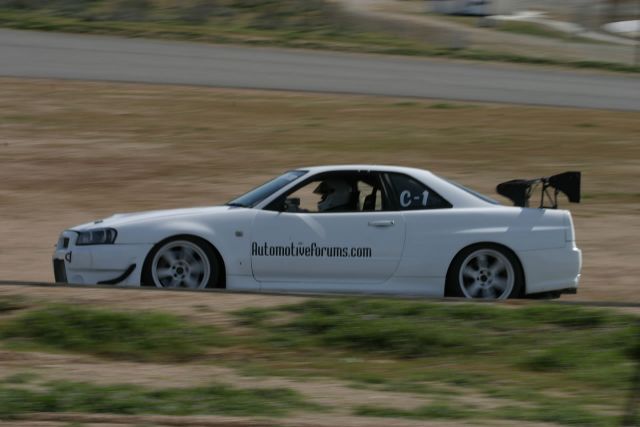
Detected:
[142,236,221,289]
[447,244,523,299]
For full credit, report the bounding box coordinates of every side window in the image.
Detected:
[285,181,324,213]
[271,172,389,213]
[282,175,360,213]
[387,173,451,210]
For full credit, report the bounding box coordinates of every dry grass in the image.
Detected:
[0,78,639,301]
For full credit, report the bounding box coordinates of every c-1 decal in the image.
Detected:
[400,190,429,208]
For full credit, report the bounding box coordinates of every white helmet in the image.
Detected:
[314,179,352,212]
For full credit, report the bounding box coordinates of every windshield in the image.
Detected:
[226,170,307,208]
[447,180,501,205]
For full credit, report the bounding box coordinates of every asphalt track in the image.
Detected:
[1,29,639,110]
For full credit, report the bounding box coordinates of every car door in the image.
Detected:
[382,172,457,282]
[250,171,406,291]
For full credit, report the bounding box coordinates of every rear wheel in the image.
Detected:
[447,244,523,299]
[142,236,221,289]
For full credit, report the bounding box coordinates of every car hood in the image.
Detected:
[71,206,235,231]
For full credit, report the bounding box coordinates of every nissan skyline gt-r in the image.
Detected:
[53,165,582,299]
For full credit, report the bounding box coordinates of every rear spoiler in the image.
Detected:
[496,171,581,209]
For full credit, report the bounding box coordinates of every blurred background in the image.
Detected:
[0,0,639,426]
[0,0,638,65]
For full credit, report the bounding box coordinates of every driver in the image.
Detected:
[314,179,354,212]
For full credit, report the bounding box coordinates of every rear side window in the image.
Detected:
[387,173,452,210]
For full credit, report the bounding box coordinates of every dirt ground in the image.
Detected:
[0,77,639,303]
[2,75,638,425]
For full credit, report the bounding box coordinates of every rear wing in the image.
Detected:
[496,171,581,209]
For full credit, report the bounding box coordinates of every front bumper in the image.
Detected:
[52,231,153,286]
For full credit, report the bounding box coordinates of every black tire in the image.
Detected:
[141,235,223,289]
[446,243,524,299]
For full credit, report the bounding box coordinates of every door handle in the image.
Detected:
[368,220,395,227]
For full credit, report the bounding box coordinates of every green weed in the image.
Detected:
[0,296,28,313]
[0,372,38,384]
[429,102,468,109]
[357,398,614,426]
[0,380,316,419]
[235,299,638,387]
[354,402,476,420]
[493,402,611,427]
[0,305,225,362]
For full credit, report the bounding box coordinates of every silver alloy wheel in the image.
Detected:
[458,248,514,299]
[151,240,211,289]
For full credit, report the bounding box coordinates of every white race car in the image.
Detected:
[53,165,582,299]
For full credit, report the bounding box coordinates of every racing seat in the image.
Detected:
[362,189,377,211]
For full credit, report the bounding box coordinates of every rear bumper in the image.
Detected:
[519,244,582,295]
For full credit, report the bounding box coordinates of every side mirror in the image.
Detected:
[284,197,301,212]
[264,196,285,212]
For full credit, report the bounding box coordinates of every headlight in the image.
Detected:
[76,228,117,246]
